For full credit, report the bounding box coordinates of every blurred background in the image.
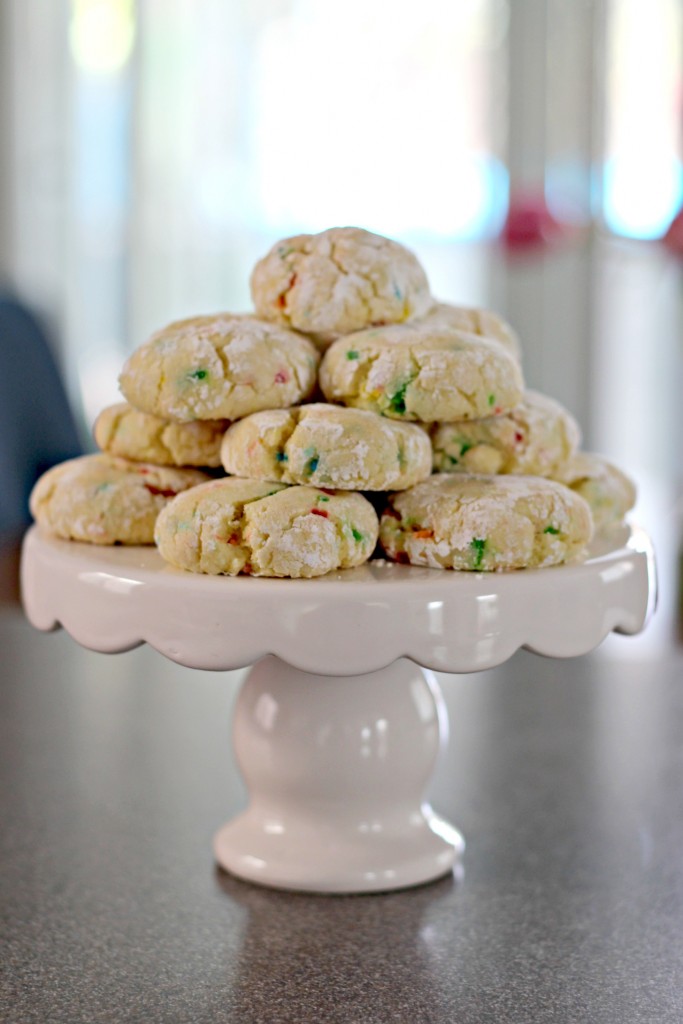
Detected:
[0,0,681,647]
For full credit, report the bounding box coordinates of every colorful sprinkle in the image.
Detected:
[351,527,364,542]
[514,431,524,444]
[544,525,560,535]
[303,447,319,475]
[316,495,330,503]
[388,379,411,415]
[215,532,241,545]
[346,350,359,360]
[187,368,208,381]
[276,273,297,309]
[144,483,179,498]
[488,394,495,407]
[274,369,289,384]
[275,450,288,462]
[470,537,487,569]
[311,508,329,518]
[447,440,472,466]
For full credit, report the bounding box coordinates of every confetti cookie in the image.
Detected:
[155,478,379,578]
[94,402,229,468]
[319,322,524,423]
[119,314,319,423]
[249,226,433,348]
[379,473,593,571]
[430,390,580,477]
[554,452,636,530]
[220,403,432,492]
[29,454,211,545]
[420,302,521,360]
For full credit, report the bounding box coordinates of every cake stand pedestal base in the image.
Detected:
[214,656,463,893]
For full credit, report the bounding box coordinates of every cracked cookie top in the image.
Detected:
[29,453,211,545]
[418,302,521,360]
[319,321,524,423]
[430,390,580,477]
[249,226,433,349]
[94,402,230,467]
[379,473,593,571]
[155,477,379,578]
[119,314,320,422]
[552,452,636,530]
[220,403,432,491]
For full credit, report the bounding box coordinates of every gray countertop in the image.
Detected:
[2,608,683,1023]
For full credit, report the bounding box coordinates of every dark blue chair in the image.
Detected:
[0,295,83,534]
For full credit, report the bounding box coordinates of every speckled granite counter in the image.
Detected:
[2,610,683,1023]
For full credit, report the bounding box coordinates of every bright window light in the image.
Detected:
[603,0,683,238]
[250,0,506,239]
[70,0,136,75]
[603,157,683,239]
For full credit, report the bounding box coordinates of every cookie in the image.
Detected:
[430,390,580,477]
[249,226,433,348]
[319,322,524,423]
[220,403,432,491]
[420,302,521,360]
[155,478,379,578]
[29,454,211,545]
[554,452,636,530]
[119,314,319,423]
[94,402,229,467]
[379,473,593,571]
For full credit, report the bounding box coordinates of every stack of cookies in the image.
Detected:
[29,226,636,578]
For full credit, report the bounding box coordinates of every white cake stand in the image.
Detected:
[21,523,655,894]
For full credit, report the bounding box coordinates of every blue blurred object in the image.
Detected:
[0,296,83,533]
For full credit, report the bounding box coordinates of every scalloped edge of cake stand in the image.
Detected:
[21,522,656,676]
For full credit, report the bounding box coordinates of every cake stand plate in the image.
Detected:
[21,523,655,893]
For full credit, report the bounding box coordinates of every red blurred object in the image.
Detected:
[501,192,565,251]
[663,208,683,255]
